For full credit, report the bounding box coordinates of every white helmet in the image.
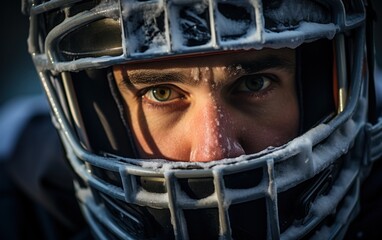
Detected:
[23,0,382,239]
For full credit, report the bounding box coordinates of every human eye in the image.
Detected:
[142,85,185,103]
[234,74,273,95]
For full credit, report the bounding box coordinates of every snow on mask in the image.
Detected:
[121,0,332,55]
[263,0,331,32]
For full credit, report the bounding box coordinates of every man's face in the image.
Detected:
[113,48,299,162]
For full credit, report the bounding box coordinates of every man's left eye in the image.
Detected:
[236,75,272,93]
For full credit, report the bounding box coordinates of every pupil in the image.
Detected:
[153,87,170,101]
[246,77,263,91]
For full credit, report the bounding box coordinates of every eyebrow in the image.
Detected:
[124,71,189,86]
[240,54,295,74]
[122,54,294,86]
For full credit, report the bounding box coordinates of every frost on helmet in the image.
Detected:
[121,0,333,55]
[170,2,211,48]
[215,2,254,41]
[171,1,256,48]
[263,0,331,32]
[122,2,168,54]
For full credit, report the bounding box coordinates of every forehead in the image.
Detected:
[120,48,295,71]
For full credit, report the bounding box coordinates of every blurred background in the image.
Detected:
[0,1,41,105]
[0,1,381,105]
[374,0,382,68]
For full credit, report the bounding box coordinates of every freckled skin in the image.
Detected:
[113,49,299,162]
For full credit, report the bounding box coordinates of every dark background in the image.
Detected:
[373,0,382,67]
[0,2,41,105]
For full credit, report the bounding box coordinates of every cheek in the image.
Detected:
[241,91,300,152]
[266,82,300,145]
[269,99,300,144]
[129,107,189,159]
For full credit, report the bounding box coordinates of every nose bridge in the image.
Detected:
[189,97,244,162]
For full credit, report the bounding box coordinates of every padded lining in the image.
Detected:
[297,39,336,133]
[68,69,134,157]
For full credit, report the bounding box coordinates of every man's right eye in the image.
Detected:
[143,85,184,103]
[151,86,172,101]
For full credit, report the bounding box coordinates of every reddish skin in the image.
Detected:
[113,48,299,162]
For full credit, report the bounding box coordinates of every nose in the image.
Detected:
[188,99,245,162]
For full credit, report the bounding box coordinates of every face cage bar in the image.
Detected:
[76,160,361,240]
[26,0,365,72]
[39,25,368,239]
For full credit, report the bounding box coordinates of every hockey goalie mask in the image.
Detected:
[23,0,382,239]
